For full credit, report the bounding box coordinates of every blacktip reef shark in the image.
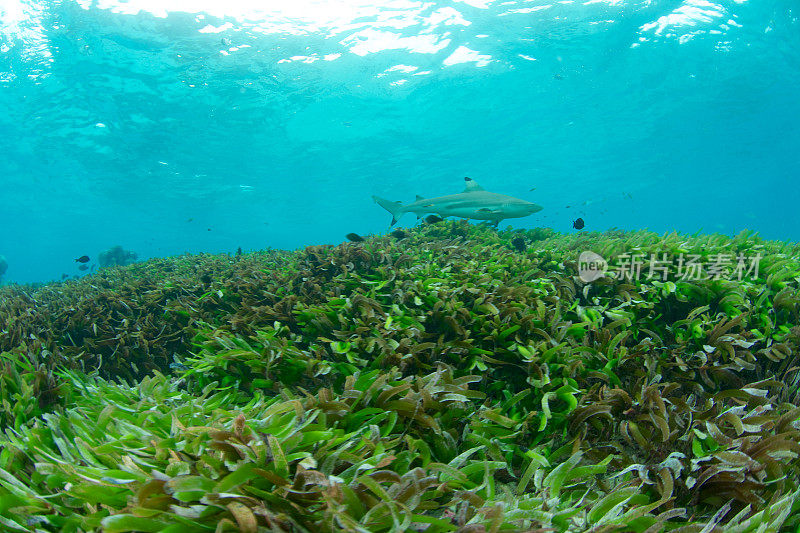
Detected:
[373,177,543,226]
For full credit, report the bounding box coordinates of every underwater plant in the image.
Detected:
[98,245,138,268]
[0,225,798,531]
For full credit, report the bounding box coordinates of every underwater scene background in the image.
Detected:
[3,1,800,533]
[1,0,798,284]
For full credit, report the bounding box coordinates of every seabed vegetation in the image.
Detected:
[1,223,800,532]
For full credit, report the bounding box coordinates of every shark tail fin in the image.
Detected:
[372,196,405,226]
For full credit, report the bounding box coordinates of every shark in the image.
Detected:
[372,177,543,226]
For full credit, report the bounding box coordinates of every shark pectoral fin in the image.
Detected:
[478,207,501,214]
[462,177,485,193]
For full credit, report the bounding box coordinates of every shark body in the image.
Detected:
[373,177,543,226]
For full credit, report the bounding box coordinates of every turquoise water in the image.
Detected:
[1,0,797,284]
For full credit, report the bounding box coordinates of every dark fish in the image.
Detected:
[424,214,443,224]
[511,237,526,252]
[235,246,243,257]
[61,273,68,280]
[75,255,90,263]
[78,264,89,271]
[573,218,585,230]
[391,229,407,239]
[345,233,365,242]
[529,187,536,191]
[207,228,211,231]
[186,218,193,222]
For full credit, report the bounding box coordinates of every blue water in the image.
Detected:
[1,0,798,284]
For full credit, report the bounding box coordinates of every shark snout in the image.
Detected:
[509,201,543,215]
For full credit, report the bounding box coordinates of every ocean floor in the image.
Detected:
[0,223,799,532]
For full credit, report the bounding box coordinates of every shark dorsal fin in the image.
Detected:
[415,194,425,201]
[463,177,484,193]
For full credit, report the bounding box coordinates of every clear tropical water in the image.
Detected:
[1,0,797,284]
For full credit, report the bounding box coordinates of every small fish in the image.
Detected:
[170,362,188,371]
[207,228,211,231]
[61,273,68,280]
[573,218,585,230]
[75,255,90,263]
[345,233,365,242]
[511,237,526,252]
[424,214,443,224]
[78,264,89,271]
[529,187,536,191]
[391,229,407,239]
[236,246,243,257]
[186,218,193,222]
[565,205,571,209]
[554,73,564,80]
